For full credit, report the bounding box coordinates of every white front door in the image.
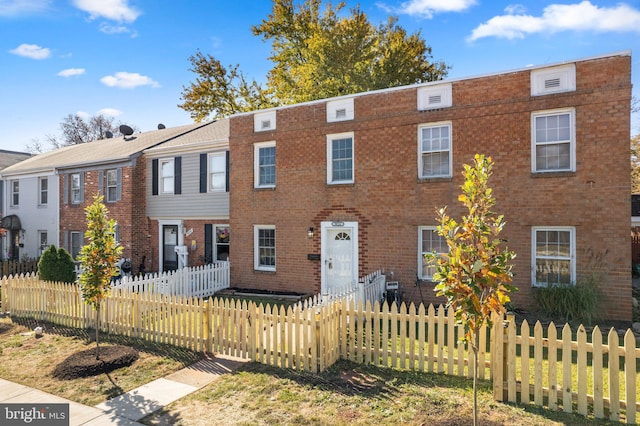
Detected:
[321,221,358,295]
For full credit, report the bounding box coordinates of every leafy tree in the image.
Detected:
[427,154,516,426]
[78,195,123,359]
[178,53,277,121]
[631,134,640,194]
[38,245,76,283]
[47,114,137,149]
[179,0,449,120]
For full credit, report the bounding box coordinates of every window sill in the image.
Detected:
[531,171,576,178]
[326,182,355,187]
[418,177,453,183]
[254,186,276,192]
[254,268,276,274]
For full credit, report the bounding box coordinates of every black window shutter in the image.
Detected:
[175,156,182,195]
[116,168,122,201]
[204,224,213,263]
[63,175,69,204]
[225,150,230,193]
[152,159,158,195]
[199,153,207,193]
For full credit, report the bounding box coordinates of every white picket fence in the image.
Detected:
[318,269,387,308]
[113,262,230,298]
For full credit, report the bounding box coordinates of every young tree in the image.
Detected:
[427,154,516,426]
[47,114,137,149]
[179,0,449,121]
[78,195,123,359]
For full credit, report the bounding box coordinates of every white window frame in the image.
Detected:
[160,158,174,194]
[215,224,230,261]
[106,169,118,202]
[71,173,82,204]
[418,226,447,280]
[327,132,354,184]
[254,142,276,188]
[208,153,227,192]
[70,231,82,260]
[38,230,48,255]
[39,177,48,206]
[531,226,576,287]
[418,122,452,179]
[254,225,276,271]
[531,108,575,173]
[10,180,19,207]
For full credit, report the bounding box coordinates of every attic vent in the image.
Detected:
[544,78,561,89]
[254,111,276,132]
[417,83,452,111]
[335,108,347,119]
[428,95,442,105]
[531,64,575,96]
[326,98,354,122]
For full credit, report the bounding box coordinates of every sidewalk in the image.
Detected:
[0,354,248,425]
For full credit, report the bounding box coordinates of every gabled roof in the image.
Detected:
[0,122,211,176]
[0,150,31,170]
[144,119,228,156]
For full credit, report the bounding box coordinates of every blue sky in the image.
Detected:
[1,0,639,153]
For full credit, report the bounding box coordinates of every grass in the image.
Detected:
[0,315,200,406]
[140,359,622,426]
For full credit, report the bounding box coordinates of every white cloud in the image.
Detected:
[57,68,86,77]
[379,0,476,18]
[468,1,640,41]
[9,43,51,59]
[97,108,122,117]
[99,23,135,35]
[72,0,140,23]
[0,0,50,16]
[100,72,160,89]
[76,111,90,120]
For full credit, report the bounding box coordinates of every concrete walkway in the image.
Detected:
[0,354,248,425]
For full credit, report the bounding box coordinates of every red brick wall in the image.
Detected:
[59,161,151,274]
[229,54,632,320]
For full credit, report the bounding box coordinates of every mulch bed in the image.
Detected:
[52,345,139,380]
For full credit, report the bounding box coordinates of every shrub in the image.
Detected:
[38,245,76,283]
[532,275,602,325]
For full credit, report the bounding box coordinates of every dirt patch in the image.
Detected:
[0,323,13,335]
[52,345,139,380]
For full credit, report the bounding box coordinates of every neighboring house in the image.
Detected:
[0,150,34,260]
[0,123,211,274]
[144,119,229,272]
[228,51,632,321]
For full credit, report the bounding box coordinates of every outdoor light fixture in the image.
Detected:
[308,227,314,239]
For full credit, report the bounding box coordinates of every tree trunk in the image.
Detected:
[473,331,479,426]
[95,304,100,360]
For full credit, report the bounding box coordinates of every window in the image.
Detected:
[161,159,174,193]
[532,109,575,172]
[532,227,575,287]
[71,173,82,203]
[10,180,19,206]
[254,225,276,271]
[113,223,120,245]
[419,122,452,178]
[38,231,48,255]
[419,227,447,280]
[327,133,354,184]
[70,231,82,260]
[216,225,230,261]
[106,169,118,202]
[209,153,227,192]
[39,177,48,205]
[254,142,276,188]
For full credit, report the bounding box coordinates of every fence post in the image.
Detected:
[315,309,322,373]
[492,312,510,402]
[204,298,213,354]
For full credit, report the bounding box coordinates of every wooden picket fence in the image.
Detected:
[493,314,639,423]
[0,258,38,278]
[1,275,638,423]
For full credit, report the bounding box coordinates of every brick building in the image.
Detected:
[228,51,632,320]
